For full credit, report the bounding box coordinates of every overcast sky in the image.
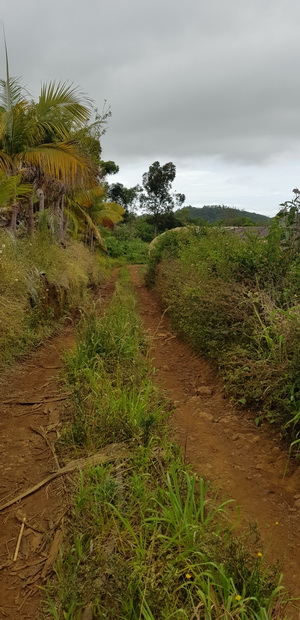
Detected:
[2,0,300,216]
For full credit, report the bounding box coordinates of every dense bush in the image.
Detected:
[146,223,300,448]
[105,235,149,263]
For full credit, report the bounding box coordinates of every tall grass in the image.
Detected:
[45,269,288,619]
[0,227,108,368]
[147,227,300,449]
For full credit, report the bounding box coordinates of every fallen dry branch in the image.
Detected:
[2,395,71,405]
[0,443,131,512]
[30,425,60,469]
[41,528,63,578]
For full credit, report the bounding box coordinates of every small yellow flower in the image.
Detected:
[185,573,192,579]
[257,552,263,558]
[275,521,279,525]
[235,595,242,601]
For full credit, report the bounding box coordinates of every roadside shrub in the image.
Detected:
[0,230,108,369]
[155,257,250,358]
[146,226,300,447]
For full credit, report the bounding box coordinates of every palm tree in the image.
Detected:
[0,41,97,233]
[66,187,124,250]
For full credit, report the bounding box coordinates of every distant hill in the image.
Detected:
[176,205,271,226]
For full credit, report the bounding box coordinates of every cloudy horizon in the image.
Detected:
[2,0,300,216]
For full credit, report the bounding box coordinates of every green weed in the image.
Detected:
[44,269,288,619]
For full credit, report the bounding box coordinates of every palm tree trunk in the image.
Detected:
[37,188,45,212]
[51,200,59,216]
[27,196,34,236]
[57,194,65,241]
[89,230,94,250]
[10,203,19,234]
[63,211,68,237]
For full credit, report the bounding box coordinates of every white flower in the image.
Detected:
[1,244,5,248]
[15,278,19,282]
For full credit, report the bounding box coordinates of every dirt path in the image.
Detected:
[0,278,115,619]
[129,265,300,616]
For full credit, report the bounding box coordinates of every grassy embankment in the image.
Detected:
[0,226,109,369]
[45,269,287,619]
[146,224,300,452]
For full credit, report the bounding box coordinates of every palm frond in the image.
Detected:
[0,151,13,174]
[72,185,106,207]
[36,82,92,130]
[0,77,25,111]
[64,206,79,239]
[0,30,25,112]
[20,142,96,187]
[93,201,124,225]
[0,171,32,207]
[77,205,107,251]
[4,101,31,155]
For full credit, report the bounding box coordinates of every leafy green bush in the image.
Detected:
[146,225,300,448]
[112,218,155,242]
[105,235,149,263]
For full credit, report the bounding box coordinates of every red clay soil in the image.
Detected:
[129,265,300,617]
[0,280,115,620]
[2,266,300,618]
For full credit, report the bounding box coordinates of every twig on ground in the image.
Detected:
[41,528,64,579]
[2,395,71,405]
[13,517,26,562]
[0,443,132,512]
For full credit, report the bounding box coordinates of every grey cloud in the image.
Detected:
[2,0,300,210]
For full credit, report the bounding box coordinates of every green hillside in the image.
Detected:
[176,205,271,225]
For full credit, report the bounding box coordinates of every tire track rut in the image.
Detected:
[129,264,300,616]
[0,277,116,619]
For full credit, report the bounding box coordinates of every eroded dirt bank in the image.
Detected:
[129,265,300,612]
[0,279,115,619]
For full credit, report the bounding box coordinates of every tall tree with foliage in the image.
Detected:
[108,182,141,218]
[139,161,185,233]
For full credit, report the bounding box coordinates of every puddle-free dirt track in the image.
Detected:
[0,278,116,619]
[129,265,300,617]
[1,267,300,618]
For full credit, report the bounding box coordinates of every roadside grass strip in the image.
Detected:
[45,269,289,619]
